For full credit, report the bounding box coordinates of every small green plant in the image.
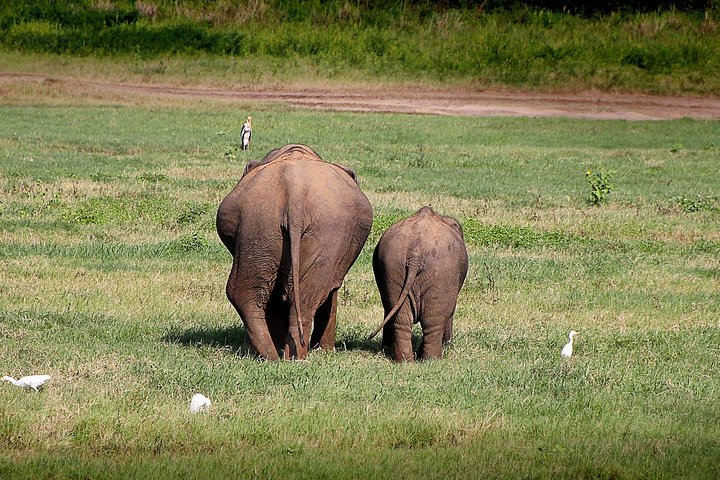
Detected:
[585,168,614,206]
[177,231,210,253]
[137,172,167,183]
[673,194,720,213]
[176,203,209,226]
[224,144,238,159]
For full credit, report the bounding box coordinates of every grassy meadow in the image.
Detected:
[1,84,719,478]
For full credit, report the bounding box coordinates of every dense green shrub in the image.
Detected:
[138,0,720,19]
[1,1,718,92]
[0,0,139,30]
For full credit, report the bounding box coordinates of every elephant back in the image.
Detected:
[216,144,372,260]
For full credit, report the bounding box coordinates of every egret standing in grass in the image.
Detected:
[190,393,211,413]
[240,115,252,151]
[3,374,51,392]
[561,330,578,358]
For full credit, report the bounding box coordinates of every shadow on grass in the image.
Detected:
[162,324,255,357]
[336,332,382,354]
[163,323,425,360]
[335,325,424,359]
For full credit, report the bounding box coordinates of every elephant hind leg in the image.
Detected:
[381,320,395,352]
[284,305,311,360]
[388,302,415,363]
[227,286,280,360]
[418,316,447,361]
[443,312,454,345]
[266,300,289,354]
[239,307,280,360]
[310,290,338,352]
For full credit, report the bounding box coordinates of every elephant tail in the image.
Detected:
[288,214,306,350]
[367,261,419,341]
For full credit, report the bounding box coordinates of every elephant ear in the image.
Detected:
[242,160,261,177]
[333,163,358,183]
[243,147,285,178]
[443,217,465,238]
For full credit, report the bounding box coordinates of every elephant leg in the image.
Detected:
[310,290,337,351]
[418,316,446,361]
[266,301,289,354]
[390,302,415,363]
[226,265,280,360]
[381,320,395,351]
[284,305,310,360]
[443,312,454,344]
[230,297,279,360]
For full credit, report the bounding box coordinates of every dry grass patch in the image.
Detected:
[162,165,245,181]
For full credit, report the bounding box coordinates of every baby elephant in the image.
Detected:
[369,206,468,362]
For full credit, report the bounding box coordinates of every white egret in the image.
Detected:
[240,116,252,151]
[561,330,578,358]
[190,393,211,413]
[3,374,51,392]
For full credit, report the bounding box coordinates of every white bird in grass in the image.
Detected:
[561,330,578,358]
[190,393,211,413]
[3,374,51,392]
[240,115,252,151]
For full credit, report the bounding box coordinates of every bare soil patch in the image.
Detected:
[2,73,719,120]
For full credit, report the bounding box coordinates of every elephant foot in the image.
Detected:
[257,349,281,361]
[393,350,416,363]
[249,335,281,360]
[283,341,309,360]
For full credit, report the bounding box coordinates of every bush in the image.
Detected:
[1,1,718,93]
[4,21,63,53]
[585,168,614,206]
[0,0,139,30]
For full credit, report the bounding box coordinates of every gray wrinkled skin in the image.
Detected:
[372,206,468,362]
[217,144,373,360]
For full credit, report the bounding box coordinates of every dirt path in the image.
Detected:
[2,73,719,120]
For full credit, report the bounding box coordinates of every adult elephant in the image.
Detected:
[217,144,373,360]
[369,206,468,362]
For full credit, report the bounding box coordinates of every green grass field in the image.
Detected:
[1,87,719,478]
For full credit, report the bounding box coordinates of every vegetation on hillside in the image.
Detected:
[1,0,719,93]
